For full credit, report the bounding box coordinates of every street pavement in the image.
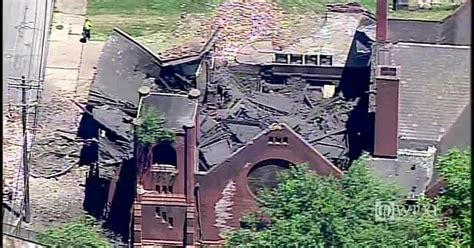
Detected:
[3,0,54,226]
[3,0,106,231]
[3,0,54,106]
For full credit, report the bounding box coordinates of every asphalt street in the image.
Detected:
[3,0,54,225]
[3,0,54,107]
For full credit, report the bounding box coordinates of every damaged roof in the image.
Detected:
[141,93,198,130]
[92,105,134,141]
[90,31,162,107]
[236,6,376,66]
[198,70,360,171]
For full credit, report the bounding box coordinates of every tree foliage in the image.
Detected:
[226,152,471,247]
[136,106,175,146]
[37,215,113,248]
[434,149,471,246]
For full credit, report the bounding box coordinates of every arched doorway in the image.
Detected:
[152,143,177,167]
[247,159,293,197]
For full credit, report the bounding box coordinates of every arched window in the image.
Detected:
[247,159,293,197]
[152,143,177,167]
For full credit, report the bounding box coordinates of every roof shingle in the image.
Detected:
[392,43,470,145]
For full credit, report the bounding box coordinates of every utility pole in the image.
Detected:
[21,76,31,223]
[8,76,43,224]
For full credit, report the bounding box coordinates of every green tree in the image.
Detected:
[136,106,175,146]
[136,106,176,171]
[226,154,471,247]
[37,215,113,248]
[433,149,471,246]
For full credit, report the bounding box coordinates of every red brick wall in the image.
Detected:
[374,75,400,158]
[197,126,341,242]
[141,205,186,242]
[140,135,186,194]
[136,120,199,245]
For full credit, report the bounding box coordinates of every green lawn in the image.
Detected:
[87,0,458,52]
[87,0,223,51]
[88,0,223,15]
[276,0,377,13]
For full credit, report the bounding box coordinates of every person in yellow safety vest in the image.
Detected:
[83,19,93,40]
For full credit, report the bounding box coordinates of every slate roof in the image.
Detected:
[90,32,162,107]
[200,139,232,168]
[141,93,198,130]
[392,43,470,147]
[438,102,471,154]
[370,3,471,195]
[92,105,134,141]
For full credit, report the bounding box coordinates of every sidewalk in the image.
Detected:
[26,0,105,229]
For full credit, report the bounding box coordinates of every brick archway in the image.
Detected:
[151,143,177,167]
[246,158,294,198]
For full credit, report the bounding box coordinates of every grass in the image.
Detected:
[87,0,459,52]
[88,0,223,15]
[276,0,377,13]
[87,0,223,50]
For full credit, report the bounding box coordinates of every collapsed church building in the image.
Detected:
[76,0,470,246]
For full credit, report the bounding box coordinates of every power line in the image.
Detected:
[4,0,53,227]
[8,77,42,224]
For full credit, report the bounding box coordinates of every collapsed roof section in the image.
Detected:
[84,28,216,171]
[198,69,360,172]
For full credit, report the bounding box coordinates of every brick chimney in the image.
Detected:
[376,0,389,42]
[374,66,400,158]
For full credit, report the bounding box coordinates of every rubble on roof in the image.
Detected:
[82,5,373,174]
[141,93,198,130]
[198,69,359,171]
[235,5,376,66]
[92,105,134,141]
[81,29,213,181]
[159,38,207,61]
[201,139,232,169]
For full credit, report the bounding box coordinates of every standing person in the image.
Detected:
[83,18,93,40]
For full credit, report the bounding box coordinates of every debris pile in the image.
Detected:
[198,69,358,171]
[210,1,288,65]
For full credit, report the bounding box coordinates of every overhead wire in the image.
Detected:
[5,0,52,228]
